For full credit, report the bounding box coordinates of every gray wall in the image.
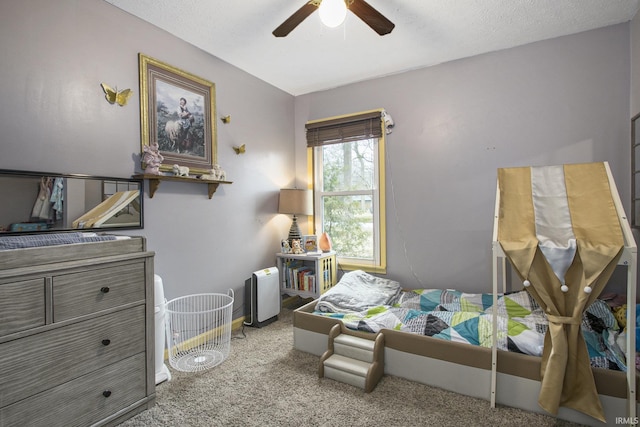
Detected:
[295,24,631,293]
[0,0,296,315]
[0,1,634,303]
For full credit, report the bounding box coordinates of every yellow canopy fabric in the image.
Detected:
[497,162,623,422]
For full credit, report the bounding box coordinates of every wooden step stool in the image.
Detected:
[318,323,384,392]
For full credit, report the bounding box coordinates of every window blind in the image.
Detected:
[306,111,383,147]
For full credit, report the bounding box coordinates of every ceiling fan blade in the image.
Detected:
[348,0,395,35]
[273,2,319,37]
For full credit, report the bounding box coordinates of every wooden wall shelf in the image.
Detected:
[133,174,232,199]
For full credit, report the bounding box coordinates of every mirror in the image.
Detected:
[0,169,143,234]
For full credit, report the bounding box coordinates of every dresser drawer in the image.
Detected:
[0,278,45,337]
[53,261,145,321]
[0,353,147,427]
[0,306,146,407]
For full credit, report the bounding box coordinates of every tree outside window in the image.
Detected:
[317,139,376,260]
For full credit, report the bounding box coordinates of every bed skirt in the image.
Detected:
[293,300,639,426]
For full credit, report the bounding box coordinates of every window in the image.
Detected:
[307,110,386,273]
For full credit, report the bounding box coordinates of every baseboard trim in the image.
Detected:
[232,316,246,331]
[162,315,247,362]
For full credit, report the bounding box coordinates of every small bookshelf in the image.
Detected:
[276,251,337,299]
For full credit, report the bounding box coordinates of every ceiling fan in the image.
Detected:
[273,0,395,37]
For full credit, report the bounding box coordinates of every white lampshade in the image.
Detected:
[318,0,347,28]
[278,189,313,216]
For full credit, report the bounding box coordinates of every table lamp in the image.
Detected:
[279,188,313,245]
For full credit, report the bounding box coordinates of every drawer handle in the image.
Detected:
[100,287,110,293]
[103,390,112,398]
[102,339,111,346]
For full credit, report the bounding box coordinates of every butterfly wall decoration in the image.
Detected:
[233,144,246,155]
[101,83,133,106]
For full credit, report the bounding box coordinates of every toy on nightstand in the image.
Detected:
[281,239,292,254]
[291,239,304,254]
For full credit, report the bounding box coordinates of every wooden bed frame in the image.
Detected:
[293,163,638,426]
[293,298,638,426]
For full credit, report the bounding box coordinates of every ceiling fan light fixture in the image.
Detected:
[318,0,347,28]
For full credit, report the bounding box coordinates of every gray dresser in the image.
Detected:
[0,236,155,427]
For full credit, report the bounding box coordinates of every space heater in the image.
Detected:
[244,267,280,327]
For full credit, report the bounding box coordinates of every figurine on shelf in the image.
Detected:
[172,164,189,177]
[199,169,217,180]
[212,164,226,181]
[281,239,292,254]
[142,141,164,175]
[291,239,304,254]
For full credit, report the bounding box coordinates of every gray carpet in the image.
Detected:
[120,309,584,427]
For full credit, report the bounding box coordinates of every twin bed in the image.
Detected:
[312,270,625,371]
[293,270,636,426]
[293,162,638,426]
[293,272,635,425]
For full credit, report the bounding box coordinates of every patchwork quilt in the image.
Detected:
[315,287,626,371]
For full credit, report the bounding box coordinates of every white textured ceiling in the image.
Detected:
[104,0,639,96]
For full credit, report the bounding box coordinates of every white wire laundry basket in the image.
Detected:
[165,290,234,372]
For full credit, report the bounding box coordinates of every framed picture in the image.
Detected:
[302,235,319,254]
[139,53,216,175]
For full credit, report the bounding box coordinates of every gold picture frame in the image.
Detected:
[139,53,216,175]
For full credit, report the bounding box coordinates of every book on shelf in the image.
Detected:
[282,260,302,289]
[301,268,315,292]
[294,266,312,291]
[281,259,317,292]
